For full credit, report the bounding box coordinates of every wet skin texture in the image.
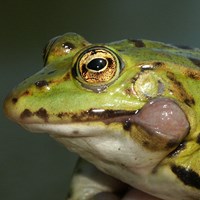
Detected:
[4,33,200,200]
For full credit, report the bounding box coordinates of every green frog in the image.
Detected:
[4,33,200,200]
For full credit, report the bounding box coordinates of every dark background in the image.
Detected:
[1,1,200,199]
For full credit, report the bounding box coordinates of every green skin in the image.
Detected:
[4,33,200,200]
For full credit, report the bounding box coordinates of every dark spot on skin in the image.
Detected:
[143,141,150,147]
[35,80,48,88]
[167,72,182,87]
[125,88,134,96]
[64,73,70,81]
[166,71,195,106]
[168,142,186,157]
[117,49,125,52]
[131,74,139,84]
[154,62,164,67]
[20,109,33,119]
[118,147,121,151]
[62,42,75,50]
[73,131,79,135]
[12,98,18,104]
[57,112,65,118]
[47,70,56,75]
[187,72,200,80]
[184,98,195,106]
[35,108,49,122]
[123,119,132,131]
[189,58,200,68]
[130,39,145,48]
[197,134,200,144]
[171,165,200,189]
[23,90,30,96]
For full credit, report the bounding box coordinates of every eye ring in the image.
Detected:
[73,46,124,92]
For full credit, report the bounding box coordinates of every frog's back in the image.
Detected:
[109,39,200,69]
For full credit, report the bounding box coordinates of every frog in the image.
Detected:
[3,32,200,200]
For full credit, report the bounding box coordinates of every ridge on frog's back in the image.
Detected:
[4,33,200,200]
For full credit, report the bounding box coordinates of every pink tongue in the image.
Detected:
[134,98,189,141]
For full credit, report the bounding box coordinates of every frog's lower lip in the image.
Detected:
[21,123,117,137]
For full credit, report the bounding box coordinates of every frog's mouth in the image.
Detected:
[21,98,189,148]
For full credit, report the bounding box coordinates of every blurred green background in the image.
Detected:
[1,0,200,199]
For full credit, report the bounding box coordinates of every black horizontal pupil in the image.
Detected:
[87,58,107,71]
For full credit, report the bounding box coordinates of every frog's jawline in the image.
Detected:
[21,108,139,135]
[20,107,139,130]
[70,108,139,130]
[20,97,189,142]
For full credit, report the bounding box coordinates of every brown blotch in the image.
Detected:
[197,134,200,144]
[130,39,145,48]
[64,73,70,81]
[35,80,48,88]
[23,90,30,96]
[73,130,79,135]
[189,57,200,68]
[185,70,200,80]
[124,87,135,96]
[20,109,33,119]
[154,62,165,67]
[167,72,181,86]
[166,72,195,106]
[57,112,66,118]
[12,98,18,104]
[35,108,49,122]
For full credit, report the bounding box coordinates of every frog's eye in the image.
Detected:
[73,46,123,92]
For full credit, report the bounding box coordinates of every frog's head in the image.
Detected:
[4,33,194,176]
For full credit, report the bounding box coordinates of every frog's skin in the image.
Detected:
[4,33,200,200]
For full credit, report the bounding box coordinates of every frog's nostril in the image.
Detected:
[134,98,189,143]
